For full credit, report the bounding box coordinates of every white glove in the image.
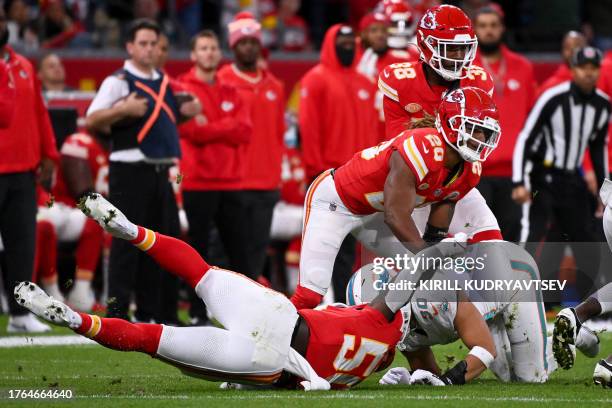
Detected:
[300,377,331,391]
[437,232,469,257]
[409,369,446,386]
[379,367,412,385]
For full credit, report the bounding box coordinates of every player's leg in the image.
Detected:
[13,281,284,384]
[448,188,501,241]
[554,283,611,369]
[68,215,104,311]
[35,219,63,301]
[486,316,513,382]
[293,171,361,309]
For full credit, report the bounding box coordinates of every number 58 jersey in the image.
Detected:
[298,304,404,389]
[333,127,482,215]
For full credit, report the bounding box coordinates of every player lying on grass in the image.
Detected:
[292,86,501,309]
[14,193,493,390]
[553,179,612,387]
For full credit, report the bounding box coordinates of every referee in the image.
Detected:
[86,19,199,322]
[512,46,610,297]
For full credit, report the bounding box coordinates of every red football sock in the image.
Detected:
[130,226,211,288]
[36,220,58,284]
[75,313,162,356]
[74,218,104,281]
[290,285,323,310]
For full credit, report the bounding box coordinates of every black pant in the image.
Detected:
[0,172,36,316]
[107,162,179,322]
[332,234,356,304]
[183,190,251,320]
[524,170,600,299]
[243,190,280,279]
[477,176,522,242]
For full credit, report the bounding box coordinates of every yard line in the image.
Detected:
[0,335,96,348]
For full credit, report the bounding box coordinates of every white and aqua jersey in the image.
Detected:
[397,275,459,352]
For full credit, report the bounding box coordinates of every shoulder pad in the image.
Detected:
[378,61,419,103]
[397,131,444,182]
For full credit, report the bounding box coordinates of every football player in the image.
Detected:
[352,241,556,384]
[553,179,612,387]
[15,193,493,390]
[292,86,501,309]
[36,132,108,311]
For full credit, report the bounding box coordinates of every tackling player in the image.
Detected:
[291,86,500,309]
[15,193,491,390]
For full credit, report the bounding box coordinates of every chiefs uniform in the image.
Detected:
[299,304,404,389]
[334,128,482,215]
[378,61,494,138]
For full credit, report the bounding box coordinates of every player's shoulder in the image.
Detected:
[378,60,422,102]
[462,64,494,94]
[396,128,445,178]
[465,161,483,187]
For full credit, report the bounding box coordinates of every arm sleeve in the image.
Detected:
[588,106,610,191]
[299,78,325,179]
[0,61,15,127]
[512,93,553,185]
[179,91,252,146]
[34,76,59,161]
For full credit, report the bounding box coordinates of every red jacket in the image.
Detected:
[217,64,285,190]
[475,46,537,178]
[299,24,380,180]
[0,59,15,127]
[537,64,572,97]
[178,68,252,190]
[0,47,58,173]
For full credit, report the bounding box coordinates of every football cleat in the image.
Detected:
[553,308,577,369]
[78,193,137,240]
[14,281,80,328]
[576,325,600,358]
[7,313,51,333]
[593,359,612,388]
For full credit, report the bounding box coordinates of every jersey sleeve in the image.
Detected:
[463,65,495,97]
[395,132,443,184]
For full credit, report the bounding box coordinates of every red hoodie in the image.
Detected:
[537,64,572,97]
[0,47,58,173]
[217,64,285,191]
[474,46,537,178]
[178,68,252,190]
[299,24,380,180]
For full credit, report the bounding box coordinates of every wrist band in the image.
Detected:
[468,345,495,368]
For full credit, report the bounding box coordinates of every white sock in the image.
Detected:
[594,282,612,315]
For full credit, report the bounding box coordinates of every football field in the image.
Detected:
[1,315,611,408]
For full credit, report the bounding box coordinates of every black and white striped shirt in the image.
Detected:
[512,81,610,188]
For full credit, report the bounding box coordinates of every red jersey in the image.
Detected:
[378,60,495,138]
[53,133,109,207]
[334,128,482,215]
[299,304,403,389]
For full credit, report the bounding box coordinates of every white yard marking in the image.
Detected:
[0,335,96,348]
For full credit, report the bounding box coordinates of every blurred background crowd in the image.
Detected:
[0,0,611,332]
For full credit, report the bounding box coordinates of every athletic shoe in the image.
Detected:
[593,359,612,388]
[78,193,137,240]
[553,307,577,369]
[6,313,51,333]
[576,325,600,358]
[67,281,96,312]
[13,281,81,328]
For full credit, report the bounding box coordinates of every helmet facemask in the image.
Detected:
[437,114,501,162]
[422,34,477,80]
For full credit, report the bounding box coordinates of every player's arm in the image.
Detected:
[61,155,94,199]
[384,150,427,253]
[402,347,441,375]
[423,201,455,243]
[453,293,496,383]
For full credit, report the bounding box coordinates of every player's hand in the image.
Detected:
[120,92,148,117]
[409,369,446,386]
[379,367,412,385]
[300,377,331,391]
[180,97,201,118]
[511,185,531,204]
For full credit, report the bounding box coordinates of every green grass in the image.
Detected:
[0,315,611,407]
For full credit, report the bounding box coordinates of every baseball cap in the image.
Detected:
[571,46,603,67]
